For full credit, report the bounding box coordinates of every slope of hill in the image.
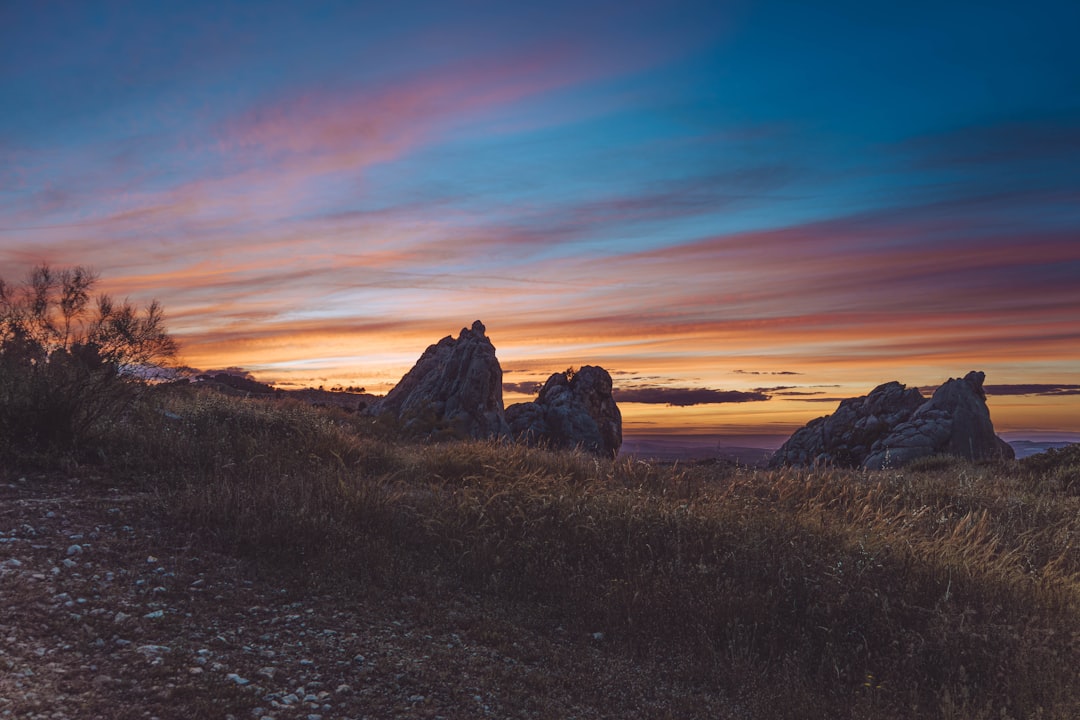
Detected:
[2,387,1078,719]
[0,473,740,719]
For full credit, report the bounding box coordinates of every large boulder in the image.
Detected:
[770,371,1014,469]
[768,381,925,468]
[370,320,509,440]
[863,371,1015,469]
[506,365,622,458]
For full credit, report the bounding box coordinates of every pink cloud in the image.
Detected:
[1,38,636,271]
[215,44,609,180]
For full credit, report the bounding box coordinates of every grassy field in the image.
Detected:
[13,385,1080,719]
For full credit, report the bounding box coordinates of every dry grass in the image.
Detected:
[50,387,1080,718]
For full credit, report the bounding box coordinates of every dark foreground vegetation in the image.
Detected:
[2,266,1078,718]
[2,381,1076,719]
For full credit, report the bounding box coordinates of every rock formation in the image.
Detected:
[862,371,1015,469]
[370,320,510,440]
[769,371,1014,469]
[767,381,925,468]
[506,366,622,458]
[369,322,624,454]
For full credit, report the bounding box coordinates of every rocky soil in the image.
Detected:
[0,472,742,720]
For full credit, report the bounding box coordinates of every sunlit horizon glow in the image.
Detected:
[3,1,1079,436]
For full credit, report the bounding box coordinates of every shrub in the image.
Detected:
[1020,443,1080,493]
[0,264,176,460]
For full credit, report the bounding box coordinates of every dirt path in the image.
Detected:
[0,473,743,720]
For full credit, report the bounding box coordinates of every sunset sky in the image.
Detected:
[2,1,1079,438]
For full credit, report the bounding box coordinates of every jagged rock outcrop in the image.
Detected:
[370,320,509,439]
[369,323,623,453]
[863,371,1015,469]
[768,381,925,468]
[506,366,622,458]
[770,371,1014,469]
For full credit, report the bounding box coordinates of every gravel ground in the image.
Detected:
[0,472,744,719]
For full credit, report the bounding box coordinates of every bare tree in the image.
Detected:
[0,264,177,370]
[0,264,179,455]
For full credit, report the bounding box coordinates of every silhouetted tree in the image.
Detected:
[0,264,176,369]
[0,264,178,457]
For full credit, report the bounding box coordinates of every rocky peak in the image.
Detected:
[506,365,622,458]
[370,320,509,440]
[465,319,486,338]
[768,380,925,468]
[865,370,1013,469]
[965,370,987,397]
[771,370,1014,470]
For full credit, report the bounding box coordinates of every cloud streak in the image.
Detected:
[614,386,771,406]
[735,370,803,376]
[503,381,543,395]
[984,384,1080,397]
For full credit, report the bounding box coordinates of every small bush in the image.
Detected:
[0,264,176,461]
[1020,443,1080,493]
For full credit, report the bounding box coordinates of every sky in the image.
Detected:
[2,0,1079,438]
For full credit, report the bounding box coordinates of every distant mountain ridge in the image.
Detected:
[618,433,1076,465]
[1007,440,1078,460]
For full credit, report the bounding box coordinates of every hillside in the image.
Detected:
[1,472,736,719]
[2,386,1078,719]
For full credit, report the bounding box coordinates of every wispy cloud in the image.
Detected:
[790,397,857,403]
[614,386,771,406]
[503,381,543,395]
[0,36,644,264]
[216,47,597,181]
[900,115,1080,169]
[735,370,803,376]
[984,384,1080,397]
